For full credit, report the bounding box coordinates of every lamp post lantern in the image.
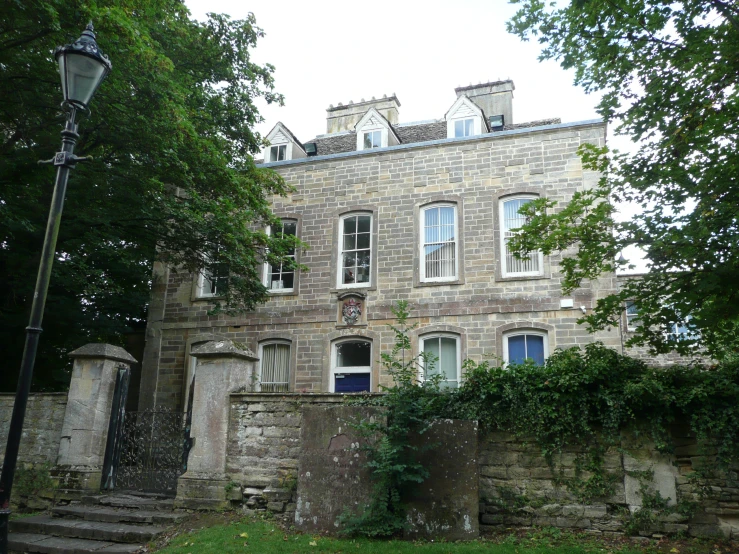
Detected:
[0,23,111,553]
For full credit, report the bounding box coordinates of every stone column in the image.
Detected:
[53,344,136,493]
[175,340,258,509]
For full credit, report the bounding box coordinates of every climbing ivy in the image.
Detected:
[343,303,739,537]
[340,301,454,537]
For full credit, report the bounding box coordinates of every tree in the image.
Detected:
[0,0,299,391]
[506,0,739,358]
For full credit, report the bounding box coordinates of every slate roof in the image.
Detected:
[299,118,562,157]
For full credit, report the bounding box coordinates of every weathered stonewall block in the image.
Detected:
[295,406,382,533]
[404,419,479,540]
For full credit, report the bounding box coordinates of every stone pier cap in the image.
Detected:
[191,340,258,361]
[68,343,137,364]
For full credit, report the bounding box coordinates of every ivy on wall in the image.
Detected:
[342,302,739,537]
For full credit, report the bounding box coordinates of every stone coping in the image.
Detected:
[230,392,384,402]
[68,344,137,364]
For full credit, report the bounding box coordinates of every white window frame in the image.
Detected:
[625,301,639,331]
[665,314,701,343]
[453,118,475,138]
[330,338,373,393]
[419,334,461,389]
[337,212,373,289]
[195,263,228,298]
[363,130,382,149]
[269,143,288,162]
[500,196,544,278]
[420,204,459,283]
[502,330,549,366]
[263,220,297,293]
[258,340,291,392]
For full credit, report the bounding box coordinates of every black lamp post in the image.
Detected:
[0,23,111,553]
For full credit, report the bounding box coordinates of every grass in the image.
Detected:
[153,517,739,554]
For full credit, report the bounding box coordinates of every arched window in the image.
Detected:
[503,330,548,366]
[500,195,543,277]
[338,213,373,288]
[331,339,372,393]
[258,340,291,392]
[420,204,458,282]
[263,219,298,293]
[420,334,461,389]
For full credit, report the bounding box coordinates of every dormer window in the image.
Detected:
[363,130,382,149]
[269,144,287,162]
[262,122,307,163]
[454,119,474,138]
[445,96,487,139]
[355,107,400,151]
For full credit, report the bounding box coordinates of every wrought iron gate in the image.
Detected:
[114,409,187,494]
[101,367,189,495]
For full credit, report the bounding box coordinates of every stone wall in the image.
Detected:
[479,426,739,539]
[0,393,66,467]
[225,393,356,518]
[224,394,738,540]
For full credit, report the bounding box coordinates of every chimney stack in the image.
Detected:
[454,80,514,126]
[326,95,400,134]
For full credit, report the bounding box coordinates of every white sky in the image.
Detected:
[185,0,604,140]
[185,0,645,272]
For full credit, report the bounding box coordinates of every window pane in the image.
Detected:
[465,119,473,135]
[439,337,457,381]
[281,272,294,289]
[342,252,357,283]
[507,335,527,365]
[356,252,370,283]
[356,233,370,250]
[282,221,297,236]
[357,215,371,233]
[454,120,464,137]
[343,216,357,235]
[423,338,440,376]
[363,132,373,149]
[343,233,356,251]
[337,341,371,367]
[269,146,278,162]
[526,335,545,366]
[278,145,286,160]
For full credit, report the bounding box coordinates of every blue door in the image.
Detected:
[334,373,371,392]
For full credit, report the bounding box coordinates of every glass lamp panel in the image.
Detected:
[59,52,107,107]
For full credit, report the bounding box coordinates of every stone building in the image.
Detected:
[138,80,624,411]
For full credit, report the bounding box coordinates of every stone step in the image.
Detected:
[10,515,166,543]
[81,493,175,512]
[52,505,185,525]
[8,532,142,554]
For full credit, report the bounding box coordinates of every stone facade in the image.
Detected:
[138,81,633,410]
